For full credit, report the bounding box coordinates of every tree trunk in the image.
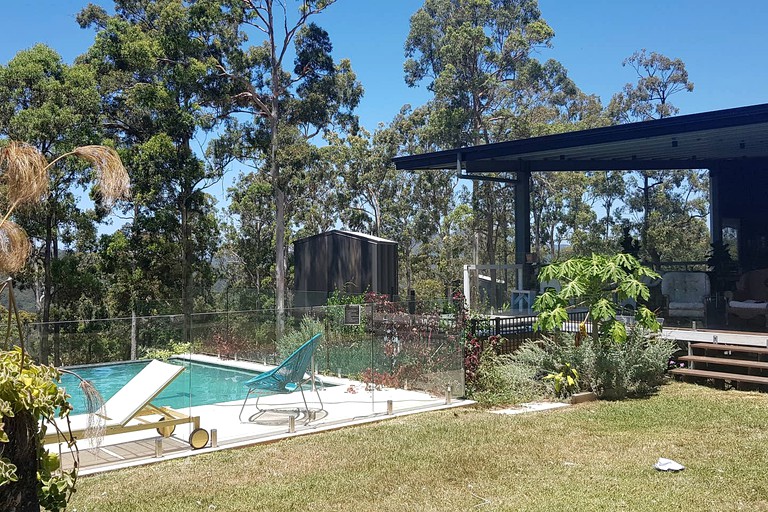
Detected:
[52,227,60,366]
[471,180,479,266]
[40,211,53,364]
[268,1,286,340]
[0,411,40,512]
[405,245,413,295]
[180,194,193,343]
[485,184,497,308]
[53,325,61,367]
[642,172,650,258]
[131,203,140,359]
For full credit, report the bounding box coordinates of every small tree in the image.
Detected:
[533,253,661,343]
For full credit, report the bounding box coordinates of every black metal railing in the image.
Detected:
[468,310,589,354]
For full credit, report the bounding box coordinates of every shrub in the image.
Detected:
[544,363,580,398]
[470,348,549,406]
[512,334,585,379]
[0,348,76,511]
[277,315,325,358]
[141,341,194,361]
[581,329,676,400]
[470,330,674,405]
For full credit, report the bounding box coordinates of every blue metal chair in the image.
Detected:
[238,333,324,422]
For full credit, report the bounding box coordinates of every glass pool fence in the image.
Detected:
[25,299,466,407]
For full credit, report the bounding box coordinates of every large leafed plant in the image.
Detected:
[533,253,661,343]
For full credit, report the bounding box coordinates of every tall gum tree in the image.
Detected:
[78,0,241,341]
[608,49,706,264]
[213,0,362,334]
[404,0,560,303]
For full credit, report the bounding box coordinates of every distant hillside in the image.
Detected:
[5,286,37,314]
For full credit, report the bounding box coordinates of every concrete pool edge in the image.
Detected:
[170,352,352,387]
[75,398,475,477]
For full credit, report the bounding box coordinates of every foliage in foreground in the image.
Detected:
[69,383,768,511]
[0,349,75,511]
[534,253,660,342]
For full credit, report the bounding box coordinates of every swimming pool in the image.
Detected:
[59,359,260,413]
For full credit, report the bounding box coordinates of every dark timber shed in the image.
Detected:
[293,230,399,306]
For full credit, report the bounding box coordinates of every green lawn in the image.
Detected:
[70,382,768,511]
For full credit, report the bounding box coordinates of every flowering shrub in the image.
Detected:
[206,330,249,358]
[464,333,505,390]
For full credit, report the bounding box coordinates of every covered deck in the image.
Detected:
[394,103,768,334]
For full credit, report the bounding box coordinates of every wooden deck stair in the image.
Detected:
[669,342,768,389]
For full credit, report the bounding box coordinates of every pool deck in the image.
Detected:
[47,354,471,475]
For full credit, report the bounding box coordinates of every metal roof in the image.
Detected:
[392,103,768,172]
[293,229,397,245]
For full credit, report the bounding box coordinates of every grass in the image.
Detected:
[70,381,768,511]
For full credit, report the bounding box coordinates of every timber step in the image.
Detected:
[669,368,768,386]
[690,342,768,355]
[678,355,768,370]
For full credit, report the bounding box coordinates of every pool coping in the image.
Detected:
[75,396,474,477]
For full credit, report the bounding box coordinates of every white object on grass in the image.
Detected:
[654,458,685,472]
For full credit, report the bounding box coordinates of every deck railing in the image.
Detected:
[468,310,589,354]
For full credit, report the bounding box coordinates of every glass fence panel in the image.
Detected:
[26,300,465,455]
[368,300,465,399]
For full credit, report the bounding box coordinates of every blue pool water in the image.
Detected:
[59,359,260,414]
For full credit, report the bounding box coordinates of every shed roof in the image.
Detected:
[392,103,768,172]
[293,229,397,245]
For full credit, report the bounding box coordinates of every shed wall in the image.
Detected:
[293,231,398,306]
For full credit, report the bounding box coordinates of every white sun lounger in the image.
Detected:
[44,359,209,449]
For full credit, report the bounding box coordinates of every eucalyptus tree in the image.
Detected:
[215,121,323,308]
[588,170,627,245]
[608,49,706,264]
[77,0,241,341]
[0,44,104,363]
[405,0,623,303]
[375,107,456,295]
[212,0,362,329]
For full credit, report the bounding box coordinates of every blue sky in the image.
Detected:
[1,1,766,229]
[3,0,766,131]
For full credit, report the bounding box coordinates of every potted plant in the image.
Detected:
[706,240,738,295]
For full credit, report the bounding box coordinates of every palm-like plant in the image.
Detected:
[0,141,130,274]
[533,253,661,343]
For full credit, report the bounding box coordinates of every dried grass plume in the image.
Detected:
[0,221,30,274]
[0,142,49,208]
[71,145,130,206]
